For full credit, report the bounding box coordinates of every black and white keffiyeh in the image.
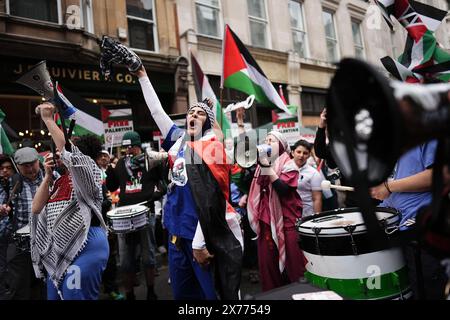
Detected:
[99,36,142,80]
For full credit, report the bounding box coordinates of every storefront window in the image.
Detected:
[127,0,158,52]
[7,0,60,23]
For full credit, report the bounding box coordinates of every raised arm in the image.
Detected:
[36,102,65,152]
[135,67,175,137]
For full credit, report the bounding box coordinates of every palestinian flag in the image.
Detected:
[221,25,291,114]
[0,109,14,156]
[190,53,231,139]
[55,84,105,138]
[376,0,450,82]
[375,0,447,32]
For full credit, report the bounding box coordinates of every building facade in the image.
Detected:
[0,0,186,149]
[178,0,450,129]
[1,0,450,149]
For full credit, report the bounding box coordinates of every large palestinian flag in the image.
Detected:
[376,0,450,82]
[190,53,231,139]
[55,84,105,138]
[221,25,291,114]
[0,109,14,156]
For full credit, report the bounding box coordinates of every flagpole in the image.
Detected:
[110,134,114,157]
[219,88,224,132]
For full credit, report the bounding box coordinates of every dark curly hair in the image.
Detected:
[72,135,103,161]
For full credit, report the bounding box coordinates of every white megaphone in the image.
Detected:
[223,95,255,113]
[16,61,55,100]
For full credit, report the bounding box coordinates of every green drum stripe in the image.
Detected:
[305,267,410,300]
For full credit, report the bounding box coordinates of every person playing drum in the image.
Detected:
[105,131,164,301]
[247,131,307,292]
[31,102,109,300]
[0,149,45,300]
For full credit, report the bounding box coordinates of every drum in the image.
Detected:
[13,224,30,252]
[297,207,412,300]
[106,204,149,234]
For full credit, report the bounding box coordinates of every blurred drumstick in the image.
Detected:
[6,180,21,219]
[321,180,355,192]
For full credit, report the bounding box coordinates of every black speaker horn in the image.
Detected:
[327,58,450,187]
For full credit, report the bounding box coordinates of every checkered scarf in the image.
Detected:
[188,102,215,132]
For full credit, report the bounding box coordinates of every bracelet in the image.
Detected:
[384,181,392,194]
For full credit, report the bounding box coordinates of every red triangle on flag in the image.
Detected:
[222,25,247,82]
[271,110,279,123]
[101,107,111,122]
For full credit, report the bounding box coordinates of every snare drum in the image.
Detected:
[13,224,30,252]
[106,204,149,234]
[297,207,412,300]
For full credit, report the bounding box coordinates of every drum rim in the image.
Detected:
[107,206,149,219]
[298,206,400,232]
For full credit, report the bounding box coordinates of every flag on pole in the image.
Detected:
[190,53,231,139]
[221,25,291,114]
[0,109,15,156]
[55,84,105,138]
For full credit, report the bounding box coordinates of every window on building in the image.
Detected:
[351,20,365,59]
[247,0,268,48]
[80,0,94,33]
[322,10,339,62]
[7,0,60,24]
[301,88,327,116]
[127,0,157,51]
[196,0,221,38]
[289,0,308,58]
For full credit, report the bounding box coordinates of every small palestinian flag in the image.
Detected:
[221,25,291,114]
[55,84,105,138]
[190,53,231,139]
[0,109,14,156]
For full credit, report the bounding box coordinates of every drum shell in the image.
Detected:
[297,207,412,300]
[13,225,31,252]
[106,205,150,234]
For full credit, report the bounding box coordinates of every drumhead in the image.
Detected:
[15,224,30,235]
[298,207,399,236]
[107,205,149,219]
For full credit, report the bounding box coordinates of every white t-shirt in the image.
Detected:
[297,163,324,217]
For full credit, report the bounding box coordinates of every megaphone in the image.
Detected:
[16,61,54,100]
[327,58,450,187]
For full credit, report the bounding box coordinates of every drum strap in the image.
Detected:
[330,89,389,248]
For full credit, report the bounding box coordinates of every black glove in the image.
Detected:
[99,36,142,80]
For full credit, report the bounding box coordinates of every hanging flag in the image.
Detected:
[190,53,231,139]
[221,25,291,114]
[0,109,15,156]
[55,84,105,138]
[376,0,450,82]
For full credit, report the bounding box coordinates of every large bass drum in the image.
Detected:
[297,207,412,300]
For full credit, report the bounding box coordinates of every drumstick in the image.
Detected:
[6,181,21,207]
[321,180,355,192]
[4,180,21,219]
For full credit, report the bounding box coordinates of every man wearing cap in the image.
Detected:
[0,147,44,299]
[106,131,164,300]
